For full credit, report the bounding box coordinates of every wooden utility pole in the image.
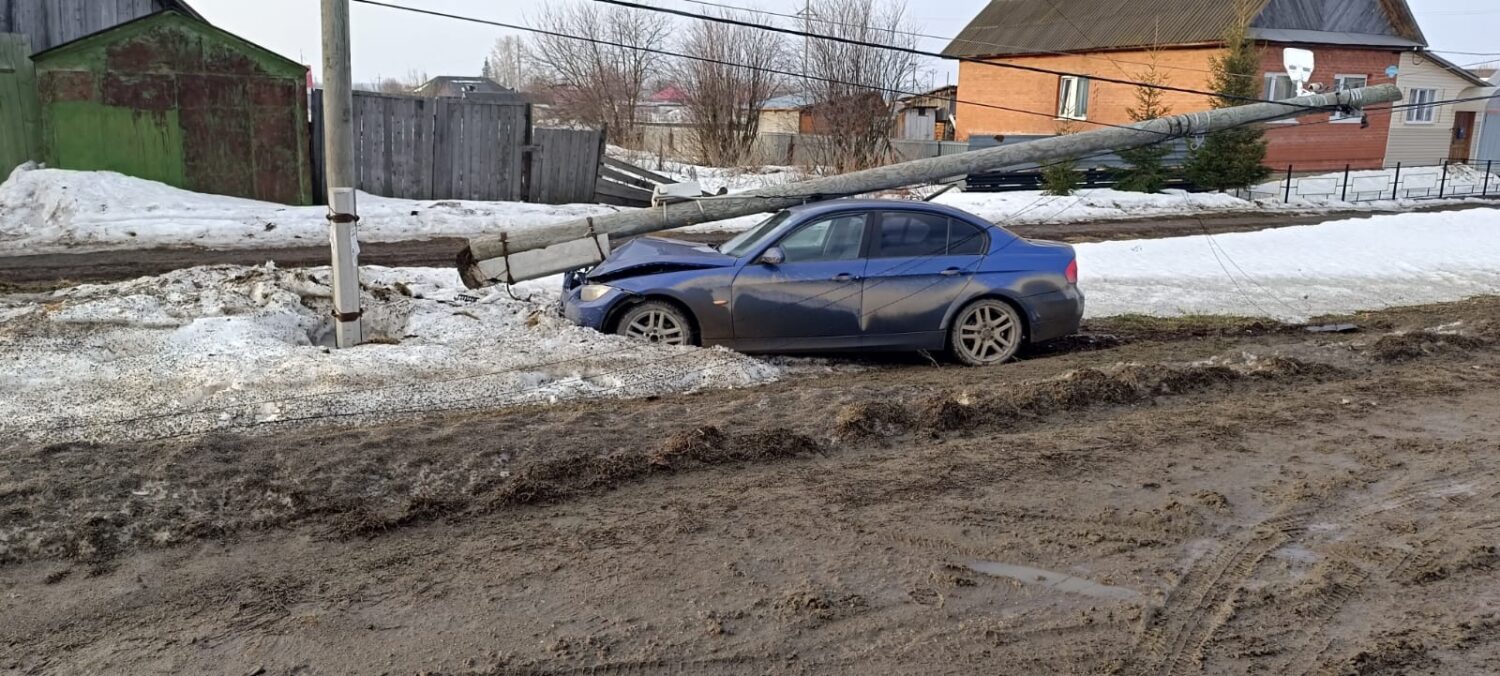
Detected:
[321,0,363,347]
[458,84,1403,289]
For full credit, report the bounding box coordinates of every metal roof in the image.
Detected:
[944,0,1426,59]
[1415,51,1493,89]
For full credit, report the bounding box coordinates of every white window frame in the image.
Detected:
[1264,73,1298,124]
[1330,74,1368,122]
[1057,75,1089,121]
[1405,88,1438,124]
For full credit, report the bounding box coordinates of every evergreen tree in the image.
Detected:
[1182,3,1272,191]
[1042,122,1082,196]
[1116,48,1173,193]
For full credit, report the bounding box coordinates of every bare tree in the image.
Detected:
[527,3,672,146]
[485,35,528,90]
[802,0,925,171]
[673,10,787,166]
[358,69,428,95]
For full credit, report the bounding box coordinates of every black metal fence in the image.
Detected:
[1248,161,1498,203]
[966,160,1499,204]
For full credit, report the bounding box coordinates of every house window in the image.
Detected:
[1406,88,1438,123]
[1264,74,1296,100]
[1263,74,1299,124]
[1058,76,1089,120]
[1331,75,1368,121]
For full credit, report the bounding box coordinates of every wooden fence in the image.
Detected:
[0,34,40,176]
[312,90,605,205]
[530,127,604,204]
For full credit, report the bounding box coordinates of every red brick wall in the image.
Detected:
[954,44,1400,171]
[954,47,1221,138]
[1257,46,1399,172]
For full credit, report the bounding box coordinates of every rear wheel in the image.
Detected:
[950,299,1023,366]
[615,301,696,347]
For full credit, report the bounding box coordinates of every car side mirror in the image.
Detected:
[757,247,785,266]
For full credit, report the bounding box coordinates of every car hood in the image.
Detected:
[587,236,737,282]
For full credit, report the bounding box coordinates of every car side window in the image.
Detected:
[949,219,988,255]
[875,212,950,258]
[777,214,867,263]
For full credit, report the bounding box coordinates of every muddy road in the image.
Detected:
[3,297,1500,674]
[5,203,1495,292]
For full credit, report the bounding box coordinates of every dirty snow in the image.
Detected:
[8,163,1495,254]
[1078,207,1500,320]
[0,163,620,254]
[0,264,778,444]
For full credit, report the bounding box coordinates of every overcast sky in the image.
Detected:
[190,0,1500,85]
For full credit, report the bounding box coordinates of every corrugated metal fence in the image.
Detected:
[312,91,603,205]
[0,33,39,176]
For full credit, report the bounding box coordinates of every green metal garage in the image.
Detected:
[31,10,311,204]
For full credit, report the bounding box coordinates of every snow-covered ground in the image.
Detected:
[4,207,1497,442]
[6,164,1495,255]
[0,265,779,443]
[1077,207,1500,319]
[0,164,619,254]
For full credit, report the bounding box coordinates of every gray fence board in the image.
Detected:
[313,90,600,204]
[532,127,605,204]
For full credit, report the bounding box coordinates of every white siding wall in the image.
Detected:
[1384,52,1488,167]
[758,110,801,135]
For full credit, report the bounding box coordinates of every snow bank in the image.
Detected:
[1079,207,1500,320]
[0,163,619,254]
[5,164,1494,253]
[0,265,778,443]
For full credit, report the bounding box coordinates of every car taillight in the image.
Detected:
[1065,259,1078,285]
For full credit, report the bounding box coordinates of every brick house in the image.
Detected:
[944,0,1431,171]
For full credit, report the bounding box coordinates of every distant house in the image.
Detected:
[0,0,202,54]
[1385,52,1492,166]
[637,85,688,124]
[944,0,1431,171]
[412,76,524,103]
[31,10,312,204]
[758,94,809,134]
[895,86,958,141]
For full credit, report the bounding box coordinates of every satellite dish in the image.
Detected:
[1284,48,1316,96]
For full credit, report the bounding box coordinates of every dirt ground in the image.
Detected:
[3,295,1500,674]
[4,202,1495,292]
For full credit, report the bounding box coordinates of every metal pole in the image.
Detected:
[459,84,1404,287]
[1439,160,1448,199]
[1340,163,1350,202]
[1485,160,1493,197]
[1392,162,1402,200]
[321,0,363,347]
[1284,164,1294,203]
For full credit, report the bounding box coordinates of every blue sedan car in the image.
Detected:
[562,199,1083,366]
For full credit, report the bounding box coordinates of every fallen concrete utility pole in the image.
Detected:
[459,84,1401,288]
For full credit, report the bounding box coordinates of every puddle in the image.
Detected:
[964,561,1142,601]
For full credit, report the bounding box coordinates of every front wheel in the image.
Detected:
[949,299,1024,366]
[615,301,696,347]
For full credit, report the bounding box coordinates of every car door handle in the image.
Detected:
[832,273,859,282]
[940,267,964,277]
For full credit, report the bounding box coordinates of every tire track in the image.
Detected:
[1120,510,1309,676]
[1119,472,1494,676]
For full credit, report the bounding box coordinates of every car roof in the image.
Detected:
[781,198,987,223]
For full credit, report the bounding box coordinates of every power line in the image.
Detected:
[589,0,1324,111]
[349,0,1176,136]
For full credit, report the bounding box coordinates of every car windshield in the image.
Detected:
[718,211,791,258]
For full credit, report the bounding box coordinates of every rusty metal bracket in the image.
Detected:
[584,217,608,260]
[498,232,516,285]
[332,310,362,322]
[327,213,360,224]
